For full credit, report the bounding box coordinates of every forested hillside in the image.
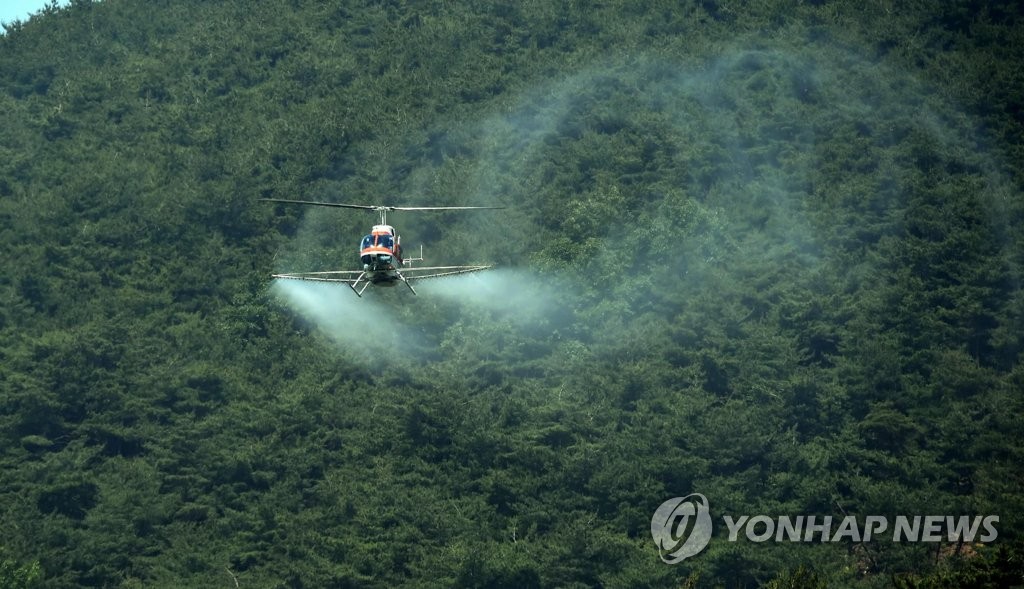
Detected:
[2,1,1023,587]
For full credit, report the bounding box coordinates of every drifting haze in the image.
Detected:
[273,38,1018,361]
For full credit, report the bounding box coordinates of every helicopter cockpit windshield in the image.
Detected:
[361,234,394,250]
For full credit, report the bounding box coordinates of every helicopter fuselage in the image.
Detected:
[359,224,404,285]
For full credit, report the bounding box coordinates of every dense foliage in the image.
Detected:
[2,1,1023,587]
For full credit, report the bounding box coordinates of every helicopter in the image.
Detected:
[262,198,502,296]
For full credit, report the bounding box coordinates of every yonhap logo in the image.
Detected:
[651,493,713,564]
[652,492,1000,564]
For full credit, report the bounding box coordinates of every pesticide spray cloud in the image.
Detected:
[270,265,574,362]
[415,268,569,325]
[271,279,421,361]
[271,34,1021,361]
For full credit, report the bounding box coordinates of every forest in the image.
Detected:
[1,0,1023,587]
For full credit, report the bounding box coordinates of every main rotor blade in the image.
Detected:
[259,198,378,210]
[260,198,504,211]
[389,206,506,211]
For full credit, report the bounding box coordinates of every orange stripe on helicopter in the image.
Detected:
[361,247,397,254]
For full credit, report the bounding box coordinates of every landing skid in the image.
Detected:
[347,270,416,296]
[397,271,417,295]
[348,272,370,297]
